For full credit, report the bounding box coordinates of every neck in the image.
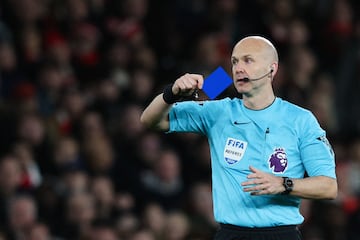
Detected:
[242,92,276,110]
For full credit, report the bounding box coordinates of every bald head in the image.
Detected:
[234,36,279,63]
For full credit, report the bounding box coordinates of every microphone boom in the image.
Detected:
[241,69,273,82]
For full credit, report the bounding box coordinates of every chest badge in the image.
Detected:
[224,138,247,164]
[269,148,288,173]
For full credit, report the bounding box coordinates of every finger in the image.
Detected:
[244,184,271,194]
[242,186,256,192]
[183,74,199,89]
[247,173,259,179]
[250,185,273,195]
[177,80,187,91]
[177,74,198,92]
[250,190,268,196]
[241,179,262,186]
[243,184,264,192]
[249,166,260,173]
[188,74,204,89]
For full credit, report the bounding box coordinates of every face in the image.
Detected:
[231,37,277,95]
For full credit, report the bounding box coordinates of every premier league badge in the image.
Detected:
[269,147,288,173]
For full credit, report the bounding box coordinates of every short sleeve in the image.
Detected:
[168,99,230,135]
[299,112,336,178]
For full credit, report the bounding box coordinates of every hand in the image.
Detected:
[241,166,285,195]
[172,73,204,97]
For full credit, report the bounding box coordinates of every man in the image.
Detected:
[140,36,337,240]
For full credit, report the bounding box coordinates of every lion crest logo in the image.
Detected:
[269,148,288,173]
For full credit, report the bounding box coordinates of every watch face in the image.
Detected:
[282,177,293,194]
[286,179,293,187]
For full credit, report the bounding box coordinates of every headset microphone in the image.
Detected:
[241,69,273,82]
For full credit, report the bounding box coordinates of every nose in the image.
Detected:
[232,62,245,74]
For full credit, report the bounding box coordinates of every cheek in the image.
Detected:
[231,66,236,74]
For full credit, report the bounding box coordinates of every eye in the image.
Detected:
[231,58,238,66]
[244,57,254,64]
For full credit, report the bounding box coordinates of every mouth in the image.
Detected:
[236,78,249,83]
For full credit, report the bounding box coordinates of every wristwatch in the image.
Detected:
[281,177,294,195]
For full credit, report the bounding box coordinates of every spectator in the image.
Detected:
[12,141,42,190]
[53,136,84,174]
[7,194,38,240]
[87,221,119,240]
[162,211,190,240]
[129,229,155,240]
[28,223,54,240]
[0,155,23,226]
[90,176,116,219]
[139,148,185,211]
[141,203,166,239]
[60,192,95,239]
[115,212,139,240]
[186,181,218,239]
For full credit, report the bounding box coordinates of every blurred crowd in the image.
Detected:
[0,0,359,239]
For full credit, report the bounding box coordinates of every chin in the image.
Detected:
[235,86,247,94]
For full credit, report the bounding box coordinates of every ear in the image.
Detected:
[270,62,278,77]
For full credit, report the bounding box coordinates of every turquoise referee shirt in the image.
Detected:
[168,97,336,227]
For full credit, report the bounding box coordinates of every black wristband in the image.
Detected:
[162,84,181,104]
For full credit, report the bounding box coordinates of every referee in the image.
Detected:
[140,36,337,240]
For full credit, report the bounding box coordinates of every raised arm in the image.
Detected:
[140,93,172,131]
[140,73,204,131]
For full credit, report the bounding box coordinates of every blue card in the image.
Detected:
[202,66,233,99]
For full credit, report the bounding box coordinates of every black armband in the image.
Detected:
[162,84,181,104]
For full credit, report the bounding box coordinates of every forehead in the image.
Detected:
[232,38,274,59]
